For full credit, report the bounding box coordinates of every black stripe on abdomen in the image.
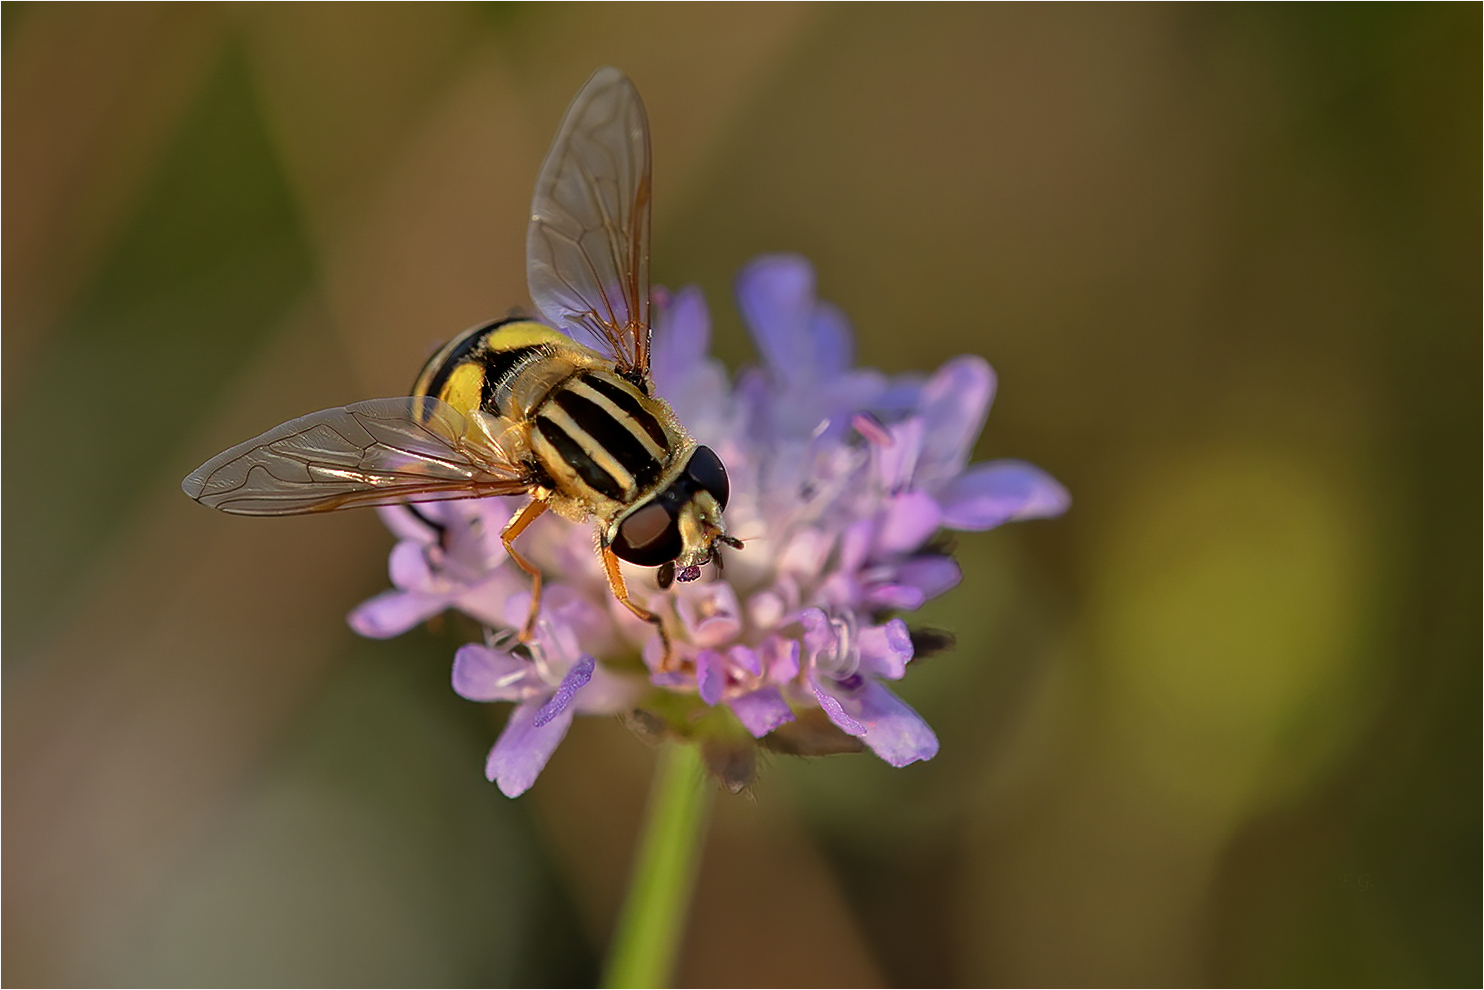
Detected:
[416,317,528,398]
[553,389,663,491]
[417,322,494,398]
[580,374,668,448]
[535,415,626,501]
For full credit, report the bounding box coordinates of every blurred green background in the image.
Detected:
[4,3,1478,986]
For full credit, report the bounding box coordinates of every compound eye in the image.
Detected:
[685,445,729,509]
[611,502,683,567]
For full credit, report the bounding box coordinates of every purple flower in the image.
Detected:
[347,498,523,639]
[450,583,640,796]
[351,254,1069,795]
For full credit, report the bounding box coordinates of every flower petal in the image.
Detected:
[812,680,866,736]
[763,636,801,682]
[939,460,1071,530]
[873,417,924,492]
[542,585,619,661]
[815,675,939,767]
[864,584,926,611]
[917,356,996,483]
[837,519,875,574]
[809,300,854,378]
[776,526,836,583]
[388,540,440,594]
[736,254,818,386]
[572,663,642,715]
[378,504,438,543]
[875,490,943,556]
[675,582,743,648]
[696,649,727,706]
[857,619,913,680]
[892,555,962,600]
[533,655,595,727]
[798,608,835,655]
[729,686,796,738]
[486,699,574,798]
[727,644,762,677]
[452,643,533,702]
[347,589,445,639]
[651,285,712,398]
[450,573,523,629]
[736,254,855,392]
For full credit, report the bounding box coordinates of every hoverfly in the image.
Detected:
[182,68,740,652]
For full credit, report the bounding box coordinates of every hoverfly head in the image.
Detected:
[607,445,740,589]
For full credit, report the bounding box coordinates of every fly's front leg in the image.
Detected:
[501,499,549,640]
[601,546,671,666]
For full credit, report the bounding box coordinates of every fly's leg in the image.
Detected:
[601,546,671,666]
[501,499,549,640]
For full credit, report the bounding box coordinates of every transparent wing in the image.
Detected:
[182,397,530,515]
[527,66,652,378]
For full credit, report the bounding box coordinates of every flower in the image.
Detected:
[350,254,1070,796]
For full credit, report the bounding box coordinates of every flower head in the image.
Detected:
[350,255,1069,796]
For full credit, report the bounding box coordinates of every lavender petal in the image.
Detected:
[939,460,1071,530]
[917,356,997,483]
[533,655,596,727]
[452,643,532,702]
[812,681,867,736]
[696,649,727,706]
[892,556,963,601]
[450,575,523,630]
[873,418,925,492]
[486,699,575,798]
[857,619,914,680]
[675,582,743,648]
[777,527,837,583]
[798,608,835,655]
[864,583,926,611]
[837,518,875,575]
[651,285,712,398]
[727,644,762,678]
[815,675,939,767]
[387,540,439,593]
[735,254,818,386]
[809,300,854,378]
[572,662,642,715]
[729,687,796,738]
[537,585,617,660]
[875,490,944,556]
[377,504,438,543]
[347,590,445,640]
[763,636,801,682]
[855,679,940,766]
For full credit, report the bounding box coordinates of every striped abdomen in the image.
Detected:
[412,318,561,419]
[532,371,673,503]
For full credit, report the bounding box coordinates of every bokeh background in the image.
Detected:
[4,3,1478,986]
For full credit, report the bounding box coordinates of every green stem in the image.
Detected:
[603,742,712,988]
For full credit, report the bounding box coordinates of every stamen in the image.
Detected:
[851,411,893,446]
